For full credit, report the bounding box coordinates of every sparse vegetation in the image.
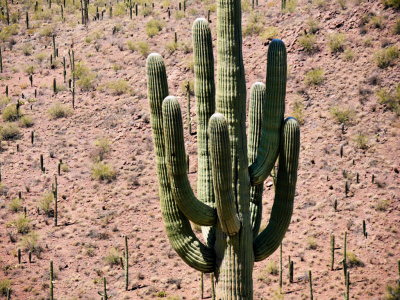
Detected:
[108,79,130,95]
[2,105,21,121]
[8,214,31,234]
[327,33,347,52]
[375,85,400,115]
[91,162,117,182]
[298,34,316,53]
[330,105,355,124]
[0,278,11,296]
[265,260,279,275]
[260,27,280,42]
[38,192,54,216]
[20,115,34,127]
[353,132,368,149]
[47,103,73,119]
[104,247,121,266]
[374,46,399,68]
[165,41,178,53]
[8,197,23,212]
[393,18,400,34]
[346,252,364,267]
[304,68,325,85]
[0,122,20,140]
[20,231,43,257]
[137,41,150,57]
[146,19,164,37]
[127,40,136,52]
[343,48,356,61]
[385,281,400,300]
[291,99,305,125]
[243,12,264,36]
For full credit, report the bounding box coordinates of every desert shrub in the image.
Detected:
[337,0,346,9]
[2,105,21,121]
[382,0,400,9]
[260,27,280,42]
[304,68,324,85]
[77,72,96,91]
[206,3,216,12]
[243,12,264,36]
[376,199,389,211]
[307,17,319,34]
[0,278,11,296]
[8,197,23,212]
[327,33,347,52]
[74,61,91,78]
[24,65,36,74]
[35,52,47,63]
[346,252,364,267]
[91,162,117,182]
[385,281,400,300]
[0,122,20,140]
[173,10,185,20]
[265,260,278,275]
[157,291,167,297]
[0,96,11,110]
[291,99,305,125]
[0,24,19,42]
[47,103,73,119]
[362,37,373,47]
[375,85,400,115]
[307,236,317,249]
[374,46,399,68]
[137,41,150,57]
[38,191,54,216]
[126,40,136,52]
[114,2,126,16]
[21,42,33,56]
[146,19,164,37]
[330,105,355,124]
[8,215,31,234]
[353,132,368,149]
[313,0,327,8]
[84,243,97,257]
[343,48,356,61]
[370,16,383,28]
[20,231,43,257]
[165,41,178,53]
[142,6,154,17]
[104,247,121,266]
[108,79,129,95]
[283,0,297,12]
[393,18,400,34]
[298,34,316,53]
[40,26,54,36]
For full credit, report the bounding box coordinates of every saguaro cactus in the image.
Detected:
[146,0,300,297]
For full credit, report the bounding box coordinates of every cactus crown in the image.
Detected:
[146,0,300,297]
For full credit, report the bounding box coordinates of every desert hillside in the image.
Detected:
[0,0,399,298]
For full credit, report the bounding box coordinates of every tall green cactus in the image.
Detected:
[146,0,300,297]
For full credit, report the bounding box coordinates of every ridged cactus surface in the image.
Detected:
[146,0,300,297]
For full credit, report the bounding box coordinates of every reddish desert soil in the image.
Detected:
[0,0,399,299]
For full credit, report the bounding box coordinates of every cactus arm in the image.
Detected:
[209,114,241,236]
[247,82,266,238]
[193,18,217,246]
[253,117,300,261]
[162,97,217,226]
[248,39,287,186]
[147,53,215,272]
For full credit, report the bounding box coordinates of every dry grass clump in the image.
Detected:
[327,33,347,52]
[47,103,73,119]
[0,122,20,140]
[330,105,355,124]
[91,162,117,182]
[304,68,325,85]
[374,46,399,68]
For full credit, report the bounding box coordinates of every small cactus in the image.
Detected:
[331,233,335,270]
[26,11,29,29]
[40,154,44,172]
[50,260,54,300]
[309,270,313,300]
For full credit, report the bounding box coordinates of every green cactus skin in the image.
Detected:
[146,0,300,296]
[18,248,21,264]
[26,11,29,29]
[290,260,294,283]
[98,277,108,300]
[343,231,347,282]
[52,35,56,60]
[40,154,44,172]
[200,272,204,299]
[345,271,350,300]
[50,260,54,300]
[53,78,57,94]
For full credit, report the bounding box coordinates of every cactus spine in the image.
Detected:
[146,0,300,296]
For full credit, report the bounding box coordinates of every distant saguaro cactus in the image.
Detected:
[146,0,300,296]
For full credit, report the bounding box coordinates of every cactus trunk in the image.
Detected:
[146,0,300,296]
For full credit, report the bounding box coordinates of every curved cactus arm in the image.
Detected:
[253,117,300,262]
[209,114,241,236]
[249,39,287,186]
[163,96,217,226]
[247,82,266,239]
[147,53,215,272]
[193,18,217,246]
